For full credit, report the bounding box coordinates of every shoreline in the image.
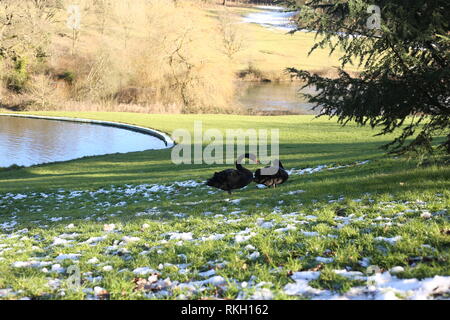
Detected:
[0,113,175,148]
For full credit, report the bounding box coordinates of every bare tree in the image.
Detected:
[28,74,57,109]
[218,11,244,60]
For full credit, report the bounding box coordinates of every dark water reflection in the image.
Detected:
[237,82,319,114]
[0,116,167,167]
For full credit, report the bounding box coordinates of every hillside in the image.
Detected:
[0,111,448,300]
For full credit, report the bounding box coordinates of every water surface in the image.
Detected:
[237,82,319,114]
[0,116,167,167]
[242,5,297,31]
[239,6,318,114]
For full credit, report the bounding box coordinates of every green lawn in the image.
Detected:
[207,5,360,78]
[0,111,449,300]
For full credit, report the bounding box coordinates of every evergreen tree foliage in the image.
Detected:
[285,0,449,155]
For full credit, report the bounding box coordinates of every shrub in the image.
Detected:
[6,58,29,92]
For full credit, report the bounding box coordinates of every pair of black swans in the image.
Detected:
[206,153,289,194]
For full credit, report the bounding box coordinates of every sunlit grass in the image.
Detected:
[207,5,361,78]
[0,111,448,300]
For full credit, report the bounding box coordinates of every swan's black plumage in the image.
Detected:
[206,153,258,194]
[254,159,289,188]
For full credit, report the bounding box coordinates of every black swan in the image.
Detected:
[206,153,259,194]
[254,159,289,188]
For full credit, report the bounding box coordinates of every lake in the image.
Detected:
[239,7,318,114]
[0,116,167,168]
[242,5,297,31]
[237,82,319,114]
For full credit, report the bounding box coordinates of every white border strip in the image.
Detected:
[0,113,174,148]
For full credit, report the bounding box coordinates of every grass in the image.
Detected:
[210,5,360,78]
[0,111,449,300]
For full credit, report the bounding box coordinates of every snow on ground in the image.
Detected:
[0,161,371,219]
[285,270,450,300]
[287,160,370,176]
[1,192,447,300]
[0,160,448,300]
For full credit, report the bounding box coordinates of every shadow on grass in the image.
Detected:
[0,141,448,197]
